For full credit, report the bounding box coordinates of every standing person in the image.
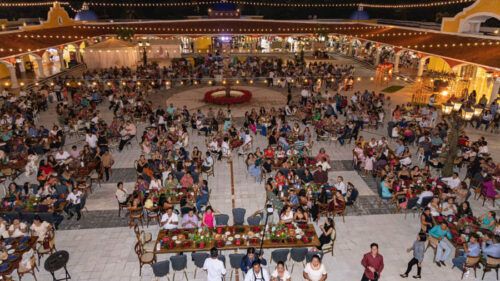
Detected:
[203,247,226,281]
[244,260,270,281]
[361,243,384,281]
[400,232,426,279]
[303,255,327,281]
[101,150,114,181]
[241,247,267,274]
[271,261,291,281]
[429,222,452,267]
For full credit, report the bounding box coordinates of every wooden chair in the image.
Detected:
[462,256,481,279]
[116,196,128,217]
[424,236,439,259]
[482,256,500,280]
[36,229,56,263]
[129,207,144,227]
[321,228,337,256]
[133,224,154,253]
[17,251,38,281]
[203,164,215,179]
[145,206,160,227]
[332,202,346,223]
[134,241,156,276]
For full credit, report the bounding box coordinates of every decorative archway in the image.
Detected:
[441,0,500,34]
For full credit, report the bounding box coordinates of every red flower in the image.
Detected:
[203,88,252,105]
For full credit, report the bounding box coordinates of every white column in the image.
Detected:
[374,48,381,66]
[393,52,401,73]
[417,58,425,77]
[58,50,66,70]
[17,60,25,73]
[75,48,82,63]
[7,65,19,89]
[490,77,500,104]
[35,58,45,79]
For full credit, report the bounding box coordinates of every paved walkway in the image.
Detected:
[12,53,499,280]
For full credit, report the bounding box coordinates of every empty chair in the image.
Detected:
[134,242,156,276]
[228,253,245,281]
[232,208,246,226]
[289,248,308,273]
[218,255,226,267]
[270,249,290,264]
[151,260,170,280]
[170,254,188,281]
[215,214,230,226]
[247,215,261,226]
[191,252,209,278]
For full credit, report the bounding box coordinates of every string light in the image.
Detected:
[74,0,476,9]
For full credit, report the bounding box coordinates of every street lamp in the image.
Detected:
[472,105,483,117]
[439,100,475,177]
[258,203,274,255]
[138,41,150,66]
[442,102,453,115]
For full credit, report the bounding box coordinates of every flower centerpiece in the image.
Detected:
[203,88,252,105]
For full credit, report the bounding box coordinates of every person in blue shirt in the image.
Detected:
[240,247,267,274]
[452,234,481,270]
[379,177,392,200]
[429,223,453,267]
[482,234,500,259]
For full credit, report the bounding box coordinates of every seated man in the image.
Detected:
[452,234,480,270]
[160,208,178,230]
[429,223,453,267]
[65,188,83,220]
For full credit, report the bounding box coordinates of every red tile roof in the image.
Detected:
[0,19,499,69]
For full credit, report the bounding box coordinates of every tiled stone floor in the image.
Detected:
[13,54,499,280]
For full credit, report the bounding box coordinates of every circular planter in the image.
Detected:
[203,88,252,105]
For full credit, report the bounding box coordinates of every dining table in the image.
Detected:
[154,223,320,254]
[0,236,37,278]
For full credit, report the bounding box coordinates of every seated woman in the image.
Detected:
[427,197,442,217]
[480,211,497,232]
[293,207,309,224]
[440,197,457,218]
[379,176,393,200]
[246,153,262,183]
[201,206,215,228]
[279,205,294,224]
[317,218,335,250]
[457,201,473,218]
[420,207,434,233]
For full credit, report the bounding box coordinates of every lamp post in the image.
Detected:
[258,203,274,255]
[138,41,150,66]
[440,100,474,177]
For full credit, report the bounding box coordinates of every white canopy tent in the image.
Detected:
[83,38,138,69]
[149,39,183,59]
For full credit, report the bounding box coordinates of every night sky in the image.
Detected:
[0,0,478,22]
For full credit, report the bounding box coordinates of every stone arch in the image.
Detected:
[459,13,500,34]
[27,53,45,79]
[441,0,500,33]
[0,60,18,88]
[417,55,452,77]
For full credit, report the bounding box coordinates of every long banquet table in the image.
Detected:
[154,224,320,254]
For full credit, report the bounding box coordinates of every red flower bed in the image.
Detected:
[203,88,252,105]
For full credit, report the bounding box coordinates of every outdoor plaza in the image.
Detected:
[0,1,498,281]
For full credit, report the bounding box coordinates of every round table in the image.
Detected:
[44,250,71,281]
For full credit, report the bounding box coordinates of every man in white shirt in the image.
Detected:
[441,173,461,190]
[85,131,98,149]
[202,152,214,172]
[417,186,434,205]
[334,176,347,196]
[160,208,178,230]
[244,260,270,281]
[54,148,71,164]
[203,247,226,281]
[65,189,83,220]
[115,182,129,204]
